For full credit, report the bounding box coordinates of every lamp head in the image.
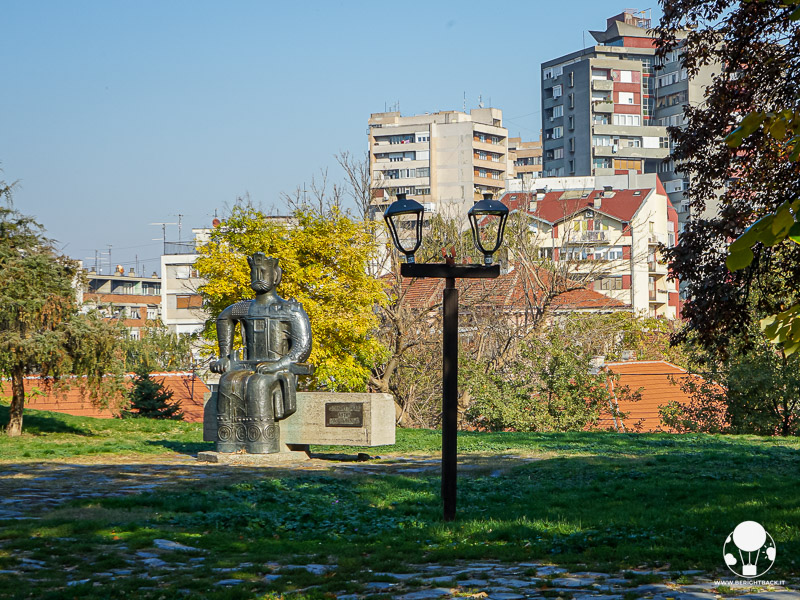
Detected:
[383,193,425,263]
[468,193,509,265]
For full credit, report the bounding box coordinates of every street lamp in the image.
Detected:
[384,191,508,521]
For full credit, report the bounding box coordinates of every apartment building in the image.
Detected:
[508,137,543,186]
[160,230,209,335]
[79,268,162,339]
[368,108,510,221]
[540,9,716,227]
[500,173,680,319]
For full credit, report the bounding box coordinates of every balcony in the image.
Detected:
[575,231,610,243]
[593,145,669,160]
[592,101,614,113]
[592,79,614,91]
[163,241,197,255]
[648,233,665,245]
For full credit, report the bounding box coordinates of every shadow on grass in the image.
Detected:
[0,405,92,436]
[145,439,215,456]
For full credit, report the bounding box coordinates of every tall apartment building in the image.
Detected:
[368,108,509,221]
[160,230,209,336]
[540,10,716,227]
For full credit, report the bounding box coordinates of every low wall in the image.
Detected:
[0,373,208,422]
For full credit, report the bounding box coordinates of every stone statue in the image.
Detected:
[210,253,312,453]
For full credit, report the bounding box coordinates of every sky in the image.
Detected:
[1,1,664,276]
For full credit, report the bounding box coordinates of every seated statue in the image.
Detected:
[210,253,312,453]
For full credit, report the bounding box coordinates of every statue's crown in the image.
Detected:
[249,253,278,269]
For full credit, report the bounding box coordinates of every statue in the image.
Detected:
[210,253,312,453]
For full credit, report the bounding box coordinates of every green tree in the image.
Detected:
[123,365,184,420]
[122,322,194,372]
[195,200,388,392]
[655,0,800,356]
[465,331,640,432]
[0,183,125,436]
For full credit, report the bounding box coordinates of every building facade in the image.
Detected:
[368,108,510,221]
[540,10,716,228]
[160,230,209,335]
[500,173,680,319]
[80,268,162,339]
[508,136,543,186]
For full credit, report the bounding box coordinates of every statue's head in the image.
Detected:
[247,253,281,294]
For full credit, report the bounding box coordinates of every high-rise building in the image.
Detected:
[368,108,510,221]
[508,136,543,186]
[540,9,716,227]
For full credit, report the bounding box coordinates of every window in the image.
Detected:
[174,266,191,280]
[600,277,623,290]
[593,135,611,146]
[416,167,429,178]
[619,70,633,83]
[146,307,158,320]
[612,114,641,126]
[538,248,553,259]
[553,147,564,159]
[613,159,642,171]
[569,137,575,152]
[593,157,612,169]
[568,71,574,87]
[553,126,563,139]
[553,85,562,98]
[129,308,141,319]
[568,159,574,173]
[552,105,563,118]
[618,92,635,104]
[568,115,574,131]
[568,93,574,109]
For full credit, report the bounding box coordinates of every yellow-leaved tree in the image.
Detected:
[194,201,388,392]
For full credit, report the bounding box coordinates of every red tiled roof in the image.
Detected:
[501,189,652,224]
[597,360,697,432]
[388,265,630,313]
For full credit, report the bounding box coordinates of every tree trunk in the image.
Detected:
[6,366,25,437]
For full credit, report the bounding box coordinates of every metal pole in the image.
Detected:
[442,276,458,521]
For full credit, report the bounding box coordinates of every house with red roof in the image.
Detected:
[500,173,680,318]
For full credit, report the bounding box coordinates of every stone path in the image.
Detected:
[1,453,798,599]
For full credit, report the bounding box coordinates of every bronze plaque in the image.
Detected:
[325,402,364,427]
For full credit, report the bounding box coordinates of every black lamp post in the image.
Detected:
[384,192,509,521]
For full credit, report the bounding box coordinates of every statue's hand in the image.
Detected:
[210,357,230,374]
[256,361,284,375]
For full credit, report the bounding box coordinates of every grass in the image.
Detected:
[0,405,798,599]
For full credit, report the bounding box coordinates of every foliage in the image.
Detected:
[122,322,194,372]
[660,329,800,436]
[465,331,640,432]
[195,200,388,392]
[655,0,800,356]
[122,365,184,420]
[0,188,125,435]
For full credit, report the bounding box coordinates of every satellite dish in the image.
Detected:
[212,218,221,227]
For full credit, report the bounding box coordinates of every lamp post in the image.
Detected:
[384,192,509,521]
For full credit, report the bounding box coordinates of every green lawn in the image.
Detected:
[0,405,798,599]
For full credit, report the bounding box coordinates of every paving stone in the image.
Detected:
[627,583,673,594]
[67,579,91,587]
[397,588,454,600]
[458,579,489,587]
[336,595,360,600]
[215,579,243,586]
[551,577,597,588]
[263,574,282,582]
[423,575,456,583]
[141,558,170,569]
[488,594,525,600]
[153,539,203,552]
[492,577,540,587]
[537,566,569,576]
[373,572,426,580]
[570,571,610,578]
[136,551,159,559]
[282,563,333,576]
[365,581,398,590]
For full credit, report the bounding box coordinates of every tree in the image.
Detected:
[464,330,641,432]
[123,365,184,420]
[122,321,194,372]
[194,200,388,392]
[654,0,800,356]
[660,327,800,436]
[0,184,125,436]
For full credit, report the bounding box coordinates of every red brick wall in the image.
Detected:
[1,373,208,422]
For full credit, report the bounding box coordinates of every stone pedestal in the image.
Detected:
[202,391,395,454]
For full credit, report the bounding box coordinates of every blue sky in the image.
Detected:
[1,1,663,274]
